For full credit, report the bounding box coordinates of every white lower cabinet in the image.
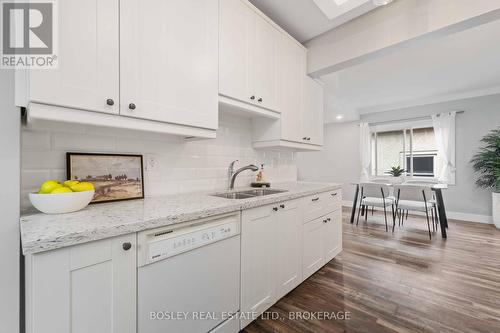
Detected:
[302,217,326,280]
[241,192,342,329]
[241,204,277,329]
[302,206,343,281]
[25,234,136,333]
[274,199,303,300]
[324,210,343,263]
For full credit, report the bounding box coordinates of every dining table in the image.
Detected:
[349,182,449,238]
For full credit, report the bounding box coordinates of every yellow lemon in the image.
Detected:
[38,180,62,194]
[50,187,73,194]
[71,182,94,192]
[64,180,80,188]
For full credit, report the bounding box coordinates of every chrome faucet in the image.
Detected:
[227,160,259,190]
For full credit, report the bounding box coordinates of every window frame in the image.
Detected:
[369,119,447,182]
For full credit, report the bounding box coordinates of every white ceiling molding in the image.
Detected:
[357,86,500,115]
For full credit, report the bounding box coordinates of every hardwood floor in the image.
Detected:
[243,208,500,333]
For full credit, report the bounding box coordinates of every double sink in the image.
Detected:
[212,188,287,199]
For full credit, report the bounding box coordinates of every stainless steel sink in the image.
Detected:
[212,192,256,199]
[212,188,288,199]
[238,189,287,196]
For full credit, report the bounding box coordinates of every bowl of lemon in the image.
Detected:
[29,180,95,214]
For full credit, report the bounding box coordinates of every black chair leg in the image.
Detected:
[434,205,439,228]
[425,209,432,240]
[365,205,368,221]
[406,209,409,220]
[391,204,396,232]
[372,206,374,215]
[356,203,362,226]
[383,205,388,232]
[431,209,435,232]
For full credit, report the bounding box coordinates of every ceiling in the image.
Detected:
[249,0,380,43]
[320,19,500,122]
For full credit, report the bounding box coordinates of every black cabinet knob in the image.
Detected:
[323,219,328,223]
[302,137,307,140]
[307,137,311,141]
[272,207,278,211]
[257,98,263,102]
[129,103,136,110]
[250,96,255,100]
[327,218,331,222]
[312,197,319,201]
[106,99,114,106]
[122,242,132,251]
[279,204,285,209]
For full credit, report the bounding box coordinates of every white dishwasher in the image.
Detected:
[137,213,241,333]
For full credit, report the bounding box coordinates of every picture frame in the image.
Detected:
[66,152,144,203]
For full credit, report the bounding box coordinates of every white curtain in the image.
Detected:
[359,122,371,182]
[432,112,456,183]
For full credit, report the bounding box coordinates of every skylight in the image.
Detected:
[312,0,372,20]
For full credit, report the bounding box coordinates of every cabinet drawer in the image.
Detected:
[302,194,324,223]
[321,189,342,214]
[303,189,342,223]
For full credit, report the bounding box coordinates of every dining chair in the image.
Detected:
[357,183,395,232]
[394,184,436,239]
[402,180,439,229]
[367,178,391,215]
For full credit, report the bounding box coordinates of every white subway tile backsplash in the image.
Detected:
[21,114,297,210]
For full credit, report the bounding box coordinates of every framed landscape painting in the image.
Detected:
[67,153,144,203]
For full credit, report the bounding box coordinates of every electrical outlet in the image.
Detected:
[146,155,158,171]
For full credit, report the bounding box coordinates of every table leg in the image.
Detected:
[435,189,448,238]
[350,184,359,224]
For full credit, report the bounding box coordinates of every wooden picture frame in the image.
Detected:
[66,153,144,203]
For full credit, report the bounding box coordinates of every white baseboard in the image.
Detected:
[342,200,493,224]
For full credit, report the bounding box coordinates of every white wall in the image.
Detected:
[297,94,500,222]
[21,112,297,211]
[0,70,20,331]
[296,121,360,202]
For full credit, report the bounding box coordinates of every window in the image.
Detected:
[370,121,443,179]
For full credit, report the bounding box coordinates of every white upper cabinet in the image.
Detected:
[27,0,119,114]
[279,35,305,142]
[253,15,279,112]
[219,0,254,104]
[120,0,219,130]
[219,0,279,113]
[302,77,324,146]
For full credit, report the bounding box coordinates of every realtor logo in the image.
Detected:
[1,0,57,68]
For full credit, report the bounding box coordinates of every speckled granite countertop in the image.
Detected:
[20,182,342,254]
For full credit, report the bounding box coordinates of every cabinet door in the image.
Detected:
[253,15,279,112]
[26,234,136,333]
[275,199,302,299]
[324,210,343,263]
[302,76,324,145]
[278,35,305,142]
[241,204,276,329]
[219,0,254,104]
[120,0,218,130]
[302,217,325,280]
[29,0,119,114]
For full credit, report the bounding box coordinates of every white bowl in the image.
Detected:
[29,190,95,214]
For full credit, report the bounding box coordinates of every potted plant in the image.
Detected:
[471,128,500,228]
[386,165,406,184]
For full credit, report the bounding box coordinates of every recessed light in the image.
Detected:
[336,115,344,120]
